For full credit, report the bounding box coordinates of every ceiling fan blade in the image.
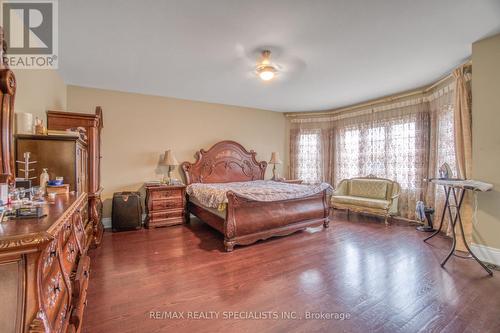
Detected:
[235,44,258,66]
[275,55,307,73]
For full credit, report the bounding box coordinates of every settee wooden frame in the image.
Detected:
[331,175,400,225]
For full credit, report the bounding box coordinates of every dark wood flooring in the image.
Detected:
[83,212,500,333]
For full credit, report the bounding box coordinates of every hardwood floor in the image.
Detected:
[83,211,500,333]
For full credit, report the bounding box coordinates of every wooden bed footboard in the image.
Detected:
[223,190,330,251]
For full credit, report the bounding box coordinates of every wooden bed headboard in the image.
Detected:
[181,140,267,185]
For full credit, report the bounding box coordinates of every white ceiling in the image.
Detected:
[59,0,500,112]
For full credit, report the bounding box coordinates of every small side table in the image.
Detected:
[145,184,186,228]
[424,179,493,275]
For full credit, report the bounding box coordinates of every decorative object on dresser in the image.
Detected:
[16,151,37,181]
[112,192,142,231]
[161,149,179,185]
[145,184,186,228]
[47,108,104,248]
[181,140,330,252]
[47,183,70,195]
[40,167,50,194]
[269,151,282,180]
[34,117,47,135]
[15,112,34,134]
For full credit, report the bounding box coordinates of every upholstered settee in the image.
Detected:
[331,175,400,224]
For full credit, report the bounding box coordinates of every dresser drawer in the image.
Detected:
[81,203,89,225]
[61,233,79,274]
[151,189,183,199]
[40,246,71,333]
[73,209,86,253]
[62,219,73,245]
[72,254,90,302]
[151,199,184,211]
[84,221,93,251]
[40,240,59,280]
[150,209,184,221]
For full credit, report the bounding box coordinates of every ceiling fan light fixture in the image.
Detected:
[257,65,276,81]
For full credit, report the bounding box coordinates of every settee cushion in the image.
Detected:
[349,179,388,200]
[331,195,390,210]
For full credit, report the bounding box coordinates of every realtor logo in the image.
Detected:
[1,0,58,68]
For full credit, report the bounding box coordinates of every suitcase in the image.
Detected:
[112,192,142,231]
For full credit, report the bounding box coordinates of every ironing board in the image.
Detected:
[424,179,493,276]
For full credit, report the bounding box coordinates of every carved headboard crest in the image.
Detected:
[181,140,267,185]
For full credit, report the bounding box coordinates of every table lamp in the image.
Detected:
[269,152,282,180]
[162,149,178,184]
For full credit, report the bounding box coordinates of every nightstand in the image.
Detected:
[145,184,186,228]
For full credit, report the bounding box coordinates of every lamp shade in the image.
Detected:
[269,152,282,164]
[162,149,179,166]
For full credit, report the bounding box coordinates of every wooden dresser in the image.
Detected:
[145,185,186,228]
[47,109,104,248]
[0,27,92,333]
[0,193,90,333]
[15,135,94,253]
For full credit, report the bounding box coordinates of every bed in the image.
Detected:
[181,140,331,252]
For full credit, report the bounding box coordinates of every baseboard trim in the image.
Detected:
[470,243,500,266]
[102,214,146,230]
[102,217,112,229]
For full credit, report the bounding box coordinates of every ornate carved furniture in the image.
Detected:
[47,108,104,247]
[15,135,88,193]
[0,26,93,332]
[181,140,330,252]
[14,135,96,255]
[145,184,186,228]
[331,175,400,225]
[0,27,16,185]
[0,193,90,333]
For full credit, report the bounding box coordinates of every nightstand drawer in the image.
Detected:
[150,209,184,221]
[151,199,183,211]
[151,189,183,199]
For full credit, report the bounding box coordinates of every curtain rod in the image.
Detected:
[285,59,471,118]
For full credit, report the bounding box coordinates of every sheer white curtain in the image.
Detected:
[296,129,323,183]
[290,121,334,184]
[288,73,469,222]
[426,83,461,241]
[334,104,429,219]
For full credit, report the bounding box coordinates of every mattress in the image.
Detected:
[189,196,226,219]
[186,180,332,210]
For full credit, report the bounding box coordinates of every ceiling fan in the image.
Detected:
[256,50,277,81]
[235,45,306,82]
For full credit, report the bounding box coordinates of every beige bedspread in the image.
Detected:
[186,180,332,210]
